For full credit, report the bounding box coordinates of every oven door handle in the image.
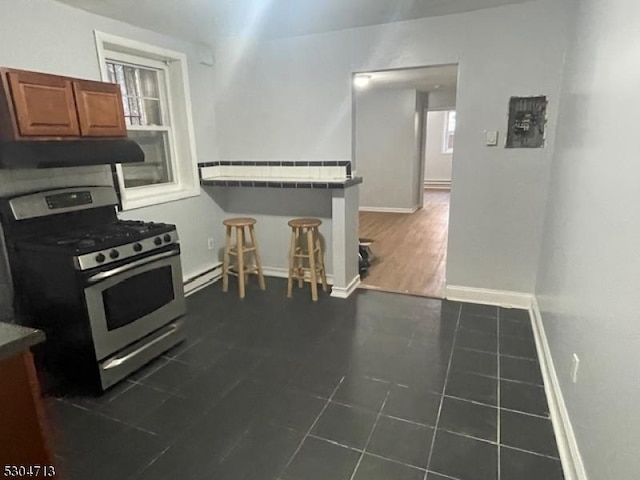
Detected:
[86,249,180,284]
[102,323,180,370]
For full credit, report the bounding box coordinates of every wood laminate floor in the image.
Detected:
[359,189,450,298]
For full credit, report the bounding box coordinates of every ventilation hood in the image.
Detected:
[0,139,144,169]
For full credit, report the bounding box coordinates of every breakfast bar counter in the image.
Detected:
[200,177,363,189]
[199,161,362,298]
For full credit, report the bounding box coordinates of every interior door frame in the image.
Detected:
[350,63,460,211]
[415,94,430,209]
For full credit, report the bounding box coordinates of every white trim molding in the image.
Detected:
[186,264,339,292]
[94,31,200,211]
[261,266,335,286]
[183,263,222,296]
[330,275,361,298]
[359,205,419,214]
[424,180,452,190]
[444,285,532,309]
[530,297,588,480]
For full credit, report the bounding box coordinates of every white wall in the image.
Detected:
[0,0,221,285]
[535,0,640,477]
[355,88,419,211]
[214,0,571,293]
[424,111,453,185]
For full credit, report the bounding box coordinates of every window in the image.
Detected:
[106,61,173,188]
[443,110,456,154]
[95,32,199,210]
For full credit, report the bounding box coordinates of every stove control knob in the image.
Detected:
[109,249,120,259]
[133,243,143,252]
[95,253,106,263]
[154,237,162,246]
[163,234,172,243]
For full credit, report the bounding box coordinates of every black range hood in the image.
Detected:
[0,139,144,169]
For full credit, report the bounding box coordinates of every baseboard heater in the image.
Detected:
[183,263,222,296]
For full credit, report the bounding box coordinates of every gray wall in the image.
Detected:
[355,88,419,211]
[206,187,333,276]
[0,0,222,284]
[427,89,457,112]
[414,92,429,206]
[214,0,571,293]
[343,186,360,285]
[535,0,640,477]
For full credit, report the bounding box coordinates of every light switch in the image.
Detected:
[486,130,499,146]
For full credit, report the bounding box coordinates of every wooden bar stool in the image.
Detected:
[222,217,266,299]
[287,218,328,302]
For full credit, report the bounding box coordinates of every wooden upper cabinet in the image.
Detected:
[6,70,80,138]
[0,68,127,141]
[73,80,126,137]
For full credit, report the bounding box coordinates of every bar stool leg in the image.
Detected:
[222,225,232,293]
[315,234,328,292]
[249,225,266,291]
[287,228,296,298]
[241,228,250,287]
[296,228,304,288]
[306,228,318,301]
[237,226,246,299]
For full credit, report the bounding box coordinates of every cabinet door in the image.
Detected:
[0,352,55,467]
[6,70,80,137]
[73,79,127,137]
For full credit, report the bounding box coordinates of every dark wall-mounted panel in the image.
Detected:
[506,96,547,148]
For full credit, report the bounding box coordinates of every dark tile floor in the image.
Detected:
[46,279,564,480]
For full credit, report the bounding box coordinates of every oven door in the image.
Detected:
[83,246,185,361]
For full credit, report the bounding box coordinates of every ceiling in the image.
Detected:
[55,0,535,45]
[360,65,458,92]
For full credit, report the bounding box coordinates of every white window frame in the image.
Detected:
[442,110,456,155]
[94,31,199,211]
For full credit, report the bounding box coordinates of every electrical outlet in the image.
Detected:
[571,354,580,383]
[207,238,215,250]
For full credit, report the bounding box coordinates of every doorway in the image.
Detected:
[353,65,458,298]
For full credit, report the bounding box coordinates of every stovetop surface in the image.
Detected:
[17,220,176,254]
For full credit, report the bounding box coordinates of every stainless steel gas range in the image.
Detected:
[0,186,186,393]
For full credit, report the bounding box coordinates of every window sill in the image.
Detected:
[120,185,200,211]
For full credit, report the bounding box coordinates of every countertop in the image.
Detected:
[200,176,363,189]
[0,322,45,362]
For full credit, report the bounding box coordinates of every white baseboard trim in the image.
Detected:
[183,263,222,296]
[444,285,532,309]
[424,180,451,189]
[359,205,419,214]
[330,275,361,299]
[530,297,588,480]
[185,264,338,291]
[261,266,335,285]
